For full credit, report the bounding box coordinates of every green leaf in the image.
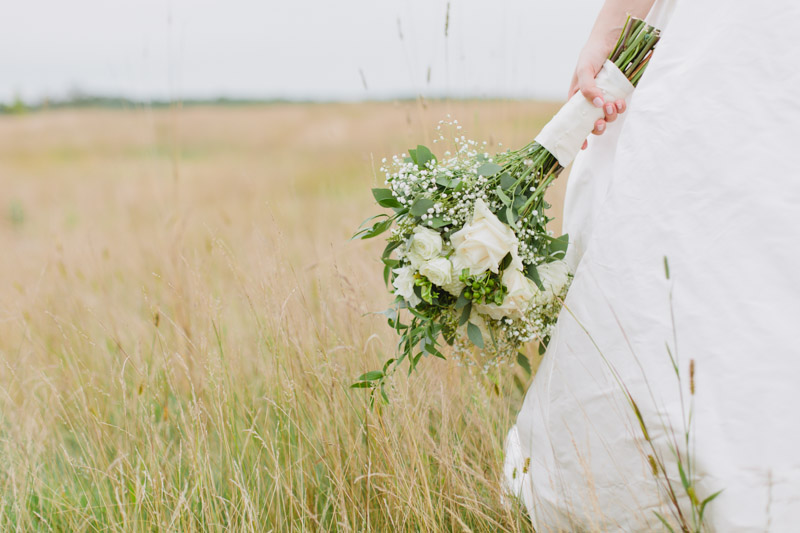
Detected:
[496,207,508,224]
[356,370,384,382]
[499,252,513,271]
[382,240,402,259]
[408,148,418,165]
[663,256,670,280]
[358,218,393,240]
[477,162,502,176]
[429,217,448,228]
[435,175,460,189]
[653,512,676,533]
[699,490,723,521]
[415,144,436,168]
[538,336,549,355]
[458,302,472,325]
[517,352,531,375]
[500,172,516,191]
[677,461,690,491]
[549,233,569,259]
[383,263,391,286]
[410,198,435,217]
[455,288,470,310]
[355,213,389,231]
[467,322,484,349]
[427,345,446,360]
[525,264,545,291]
[350,382,373,389]
[513,375,526,394]
[506,206,517,229]
[495,186,512,207]
[372,188,401,209]
[513,194,528,208]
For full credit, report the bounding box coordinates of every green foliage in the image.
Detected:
[467,322,484,349]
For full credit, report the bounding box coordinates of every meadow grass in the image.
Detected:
[0,101,564,532]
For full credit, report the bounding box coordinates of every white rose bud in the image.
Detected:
[392,266,421,307]
[442,254,469,296]
[408,226,442,262]
[450,199,518,276]
[535,260,571,304]
[419,257,452,287]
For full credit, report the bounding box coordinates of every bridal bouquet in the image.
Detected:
[354,17,660,393]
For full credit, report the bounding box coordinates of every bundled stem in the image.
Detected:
[489,17,660,241]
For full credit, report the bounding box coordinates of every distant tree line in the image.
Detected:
[0,94,313,114]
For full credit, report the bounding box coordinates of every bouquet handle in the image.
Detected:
[535,60,635,167]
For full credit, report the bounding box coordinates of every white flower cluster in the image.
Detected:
[391,199,567,329]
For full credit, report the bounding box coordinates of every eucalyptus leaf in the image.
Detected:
[500,172,516,191]
[467,322,484,349]
[525,264,545,291]
[458,302,472,325]
[495,186,512,207]
[538,337,549,355]
[429,217,448,228]
[372,188,401,209]
[517,352,531,375]
[506,206,517,229]
[513,375,526,394]
[477,162,502,177]
[415,144,436,168]
[359,219,393,239]
[435,175,459,188]
[496,208,508,224]
[455,288,470,310]
[549,233,569,259]
[410,198,435,217]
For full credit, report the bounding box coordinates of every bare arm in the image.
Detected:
[570,0,657,146]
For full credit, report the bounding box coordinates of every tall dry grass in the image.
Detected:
[0,100,563,531]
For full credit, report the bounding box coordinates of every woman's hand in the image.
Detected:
[568,30,629,150]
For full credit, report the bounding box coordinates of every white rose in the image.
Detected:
[392,266,421,307]
[450,199,518,276]
[419,257,452,287]
[476,261,537,320]
[442,254,468,296]
[409,226,442,262]
[535,260,571,304]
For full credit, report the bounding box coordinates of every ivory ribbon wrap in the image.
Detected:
[535,60,635,167]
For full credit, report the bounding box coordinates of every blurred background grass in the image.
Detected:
[0,100,565,531]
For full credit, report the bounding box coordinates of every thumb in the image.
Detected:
[576,65,605,109]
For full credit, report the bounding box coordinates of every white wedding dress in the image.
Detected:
[505,0,800,531]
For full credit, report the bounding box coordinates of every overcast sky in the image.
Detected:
[0,0,603,103]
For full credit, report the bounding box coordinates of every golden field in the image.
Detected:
[0,101,565,531]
